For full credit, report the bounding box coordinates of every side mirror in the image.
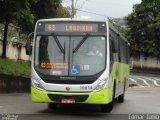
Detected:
[25,42,32,55]
[25,32,34,55]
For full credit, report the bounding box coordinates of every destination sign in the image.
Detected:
[44,23,99,32]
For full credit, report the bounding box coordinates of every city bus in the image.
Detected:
[26,18,130,112]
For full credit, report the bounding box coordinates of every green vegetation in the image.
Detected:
[0,0,70,58]
[126,0,160,57]
[0,58,31,77]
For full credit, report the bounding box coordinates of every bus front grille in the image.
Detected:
[48,94,89,102]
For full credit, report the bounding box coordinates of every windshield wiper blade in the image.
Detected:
[63,41,65,62]
[51,33,64,54]
[73,33,90,53]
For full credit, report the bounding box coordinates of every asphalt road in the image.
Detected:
[0,74,160,120]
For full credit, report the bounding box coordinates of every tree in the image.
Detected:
[16,0,61,33]
[30,0,61,22]
[0,0,34,58]
[17,0,70,34]
[55,4,71,18]
[126,0,160,57]
[0,0,70,58]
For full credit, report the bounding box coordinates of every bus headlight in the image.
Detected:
[32,78,45,90]
[94,79,108,91]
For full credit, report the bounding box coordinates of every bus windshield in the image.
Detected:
[34,35,106,77]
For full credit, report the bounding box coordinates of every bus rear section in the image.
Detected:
[29,18,130,112]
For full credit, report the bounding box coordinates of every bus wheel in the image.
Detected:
[117,94,124,103]
[48,103,57,109]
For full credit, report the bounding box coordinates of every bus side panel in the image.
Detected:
[125,64,130,90]
[108,62,118,100]
[116,63,130,96]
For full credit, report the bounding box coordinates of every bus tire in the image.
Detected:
[101,81,116,112]
[48,103,57,109]
[117,94,124,103]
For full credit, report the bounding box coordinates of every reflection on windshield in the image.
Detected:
[72,36,105,76]
[35,36,68,76]
[73,34,89,53]
[35,35,106,76]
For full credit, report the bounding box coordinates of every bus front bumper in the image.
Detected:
[31,87,112,104]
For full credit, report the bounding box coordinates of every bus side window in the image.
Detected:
[125,42,129,64]
[127,44,130,63]
[110,37,117,53]
[119,39,123,63]
[111,31,119,62]
[110,38,118,62]
[120,39,125,63]
[109,34,113,62]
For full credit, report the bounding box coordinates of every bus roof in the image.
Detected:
[108,21,129,43]
[37,18,108,23]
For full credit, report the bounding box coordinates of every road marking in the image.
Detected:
[135,76,150,87]
[129,77,145,87]
[153,80,160,87]
[143,77,160,87]
[130,75,160,88]
[138,76,160,87]
[129,78,137,83]
[152,78,160,81]
[149,78,160,87]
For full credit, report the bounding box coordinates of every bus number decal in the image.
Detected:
[80,86,93,90]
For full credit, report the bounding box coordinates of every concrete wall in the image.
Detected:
[0,74,30,93]
[130,55,160,70]
[0,40,31,61]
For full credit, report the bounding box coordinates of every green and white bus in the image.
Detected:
[27,18,130,112]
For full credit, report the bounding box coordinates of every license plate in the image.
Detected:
[61,98,75,104]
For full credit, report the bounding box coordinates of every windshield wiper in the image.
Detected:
[51,33,64,54]
[73,33,90,53]
[63,41,65,62]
